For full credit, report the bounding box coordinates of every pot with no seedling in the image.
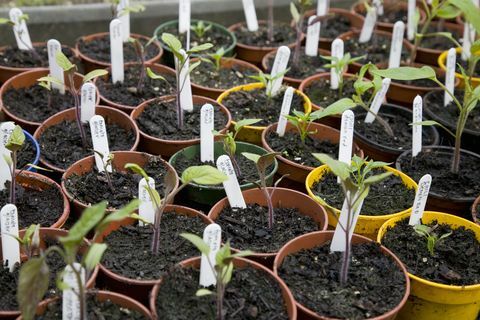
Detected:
[438,48,480,88]
[378,211,480,320]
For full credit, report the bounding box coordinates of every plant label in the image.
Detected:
[407,0,416,40]
[0,122,15,190]
[1,204,20,272]
[110,19,124,84]
[139,177,155,226]
[445,48,456,106]
[179,0,191,34]
[305,15,320,57]
[89,115,112,173]
[216,155,246,209]
[80,83,96,123]
[330,38,344,90]
[317,0,328,16]
[412,95,422,157]
[373,0,384,15]
[276,87,294,137]
[267,46,290,97]
[199,223,222,287]
[359,7,377,43]
[461,23,475,61]
[338,110,354,165]
[117,0,130,42]
[63,263,86,320]
[47,39,65,94]
[409,174,432,226]
[388,21,405,68]
[364,78,390,123]
[200,104,215,163]
[242,0,259,31]
[177,49,194,112]
[9,8,32,51]
[330,194,364,252]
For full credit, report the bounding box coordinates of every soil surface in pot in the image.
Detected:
[0,180,64,228]
[64,156,168,208]
[304,77,362,107]
[39,117,135,170]
[318,14,355,39]
[419,25,461,51]
[190,60,257,89]
[18,139,36,169]
[221,87,304,126]
[278,241,406,319]
[397,148,480,199]
[0,45,76,68]
[136,99,228,140]
[233,22,296,47]
[3,87,76,123]
[313,170,415,215]
[96,64,176,107]
[266,131,338,167]
[156,265,289,319]
[216,204,318,252]
[382,218,480,285]
[264,48,328,79]
[101,211,206,280]
[0,264,19,311]
[343,33,409,65]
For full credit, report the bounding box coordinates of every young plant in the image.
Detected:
[201,47,226,72]
[92,150,115,193]
[290,0,313,66]
[3,125,25,205]
[109,0,145,18]
[248,70,289,100]
[414,223,452,256]
[0,14,41,61]
[13,224,40,260]
[321,53,366,96]
[191,20,212,38]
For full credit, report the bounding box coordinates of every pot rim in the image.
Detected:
[472,195,480,225]
[438,47,480,82]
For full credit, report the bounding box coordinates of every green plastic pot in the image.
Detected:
[169,141,278,206]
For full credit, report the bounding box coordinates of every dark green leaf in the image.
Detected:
[83,243,107,272]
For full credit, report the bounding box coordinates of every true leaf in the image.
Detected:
[371,66,437,81]
[312,153,350,181]
[18,257,50,320]
[181,166,228,185]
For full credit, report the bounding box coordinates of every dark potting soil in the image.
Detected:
[278,241,406,319]
[313,170,415,215]
[3,86,76,123]
[18,138,36,169]
[136,99,228,140]
[156,266,289,320]
[354,105,437,150]
[96,64,176,107]
[397,148,480,199]
[216,204,318,252]
[233,22,297,47]
[382,218,480,285]
[266,131,339,167]
[190,60,257,89]
[343,33,409,65]
[0,44,76,68]
[476,204,480,221]
[264,47,328,79]
[319,14,354,39]
[0,264,19,311]
[304,77,358,107]
[102,212,206,280]
[221,87,304,126]
[378,8,408,24]
[64,156,169,209]
[39,118,135,170]
[0,180,64,228]
[457,53,480,77]
[77,35,160,64]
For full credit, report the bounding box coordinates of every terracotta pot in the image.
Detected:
[473,195,480,225]
[75,32,163,73]
[94,63,176,114]
[61,151,178,216]
[34,105,139,176]
[94,206,210,305]
[208,187,328,268]
[190,57,261,98]
[228,20,303,64]
[131,95,232,157]
[149,256,297,319]
[274,231,410,319]
[0,68,97,133]
[261,122,363,183]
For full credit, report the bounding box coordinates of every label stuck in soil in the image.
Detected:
[80,83,96,123]
[200,223,222,287]
[63,263,86,320]
[9,8,32,51]
[216,155,246,209]
[412,95,423,157]
[177,49,194,112]
[200,104,215,163]
[117,0,130,42]
[89,115,112,173]
[266,46,290,97]
[179,0,191,34]
[409,174,432,226]
[139,177,156,226]
[407,0,416,40]
[47,39,65,94]
[388,21,405,68]
[330,38,344,90]
[242,0,259,31]
[445,48,456,106]
[110,19,124,84]
[276,87,294,137]
[461,23,475,61]
[0,204,20,272]
[305,15,320,57]
[339,110,354,166]
[373,0,384,15]
[317,0,328,16]
[359,7,377,43]
[0,122,15,190]
[364,78,390,123]
[330,195,364,252]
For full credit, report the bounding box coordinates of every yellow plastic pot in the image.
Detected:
[305,165,417,240]
[438,47,480,88]
[378,211,480,320]
[217,82,312,144]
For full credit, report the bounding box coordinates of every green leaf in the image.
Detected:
[229,250,253,258]
[241,152,261,164]
[312,153,350,181]
[18,257,50,320]
[161,32,182,59]
[83,69,108,83]
[311,98,356,119]
[196,288,213,296]
[37,76,64,87]
[436,5,461,19]
[82,243,107,272]
[449,0,480,34]
[438,231,452,241]
[290,2,300,23]
[364,172,393,185]
[5,125,25,152]
[55,51,75,72]
[187,43,214,54]
[181,166,228,185]
[414,224,431,237]
[371,66,437,81]
[95,199,140,235]
[124,163,148,180]
[222,261,234,284]
[188,60,201,74]
[471,40,480,56]
[234,119,262,132]
[146,67,166,81]
[180,233,210,255]
[215,241,232,266]
[256,152,279,173]
[354,79,374,95]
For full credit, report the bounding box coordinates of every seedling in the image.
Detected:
[12,224,40,259]
[290,0,313,66]
[322,53,366,96]
[109,0,145,18]
[248,70,289,100]
[313,154,392,285]
[201,47,226,72]
[190,20,212,38]
[414,223,452,256]
[92,150,115,192]
[3,125,25,205]
[0,13,40,60]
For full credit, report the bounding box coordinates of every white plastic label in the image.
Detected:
[407,0,416,40]
[359,7,377,43]
[445,48,456,106]
[266,46,290,97]
[412,95,423,158]
[1,204,20,272]
[0,122,15,191]
[110,19,124,84]
[138,177,155,226]
[388,21,405,68]
[62,263,85,320]
[179,0,191,34]
[216,155,246,209]
[338,110,354,165]
[276,87,294,137]
[330,194,364,252]
[9,8,32,51]
[177,49,194,112]
[242,0,259,31]
[199,223,222,287]
[89,115,111,173]
[317,0,328,16]
[80,83,96,123]
[200,104,215,163]
[408,174,432,226]
[373,0,384,15]
[330,38,344,90]
[47,39,65,94]
[305,15,320,57]
[117,0,130,42]
[462,23,475,61]
[364,78,391,123]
